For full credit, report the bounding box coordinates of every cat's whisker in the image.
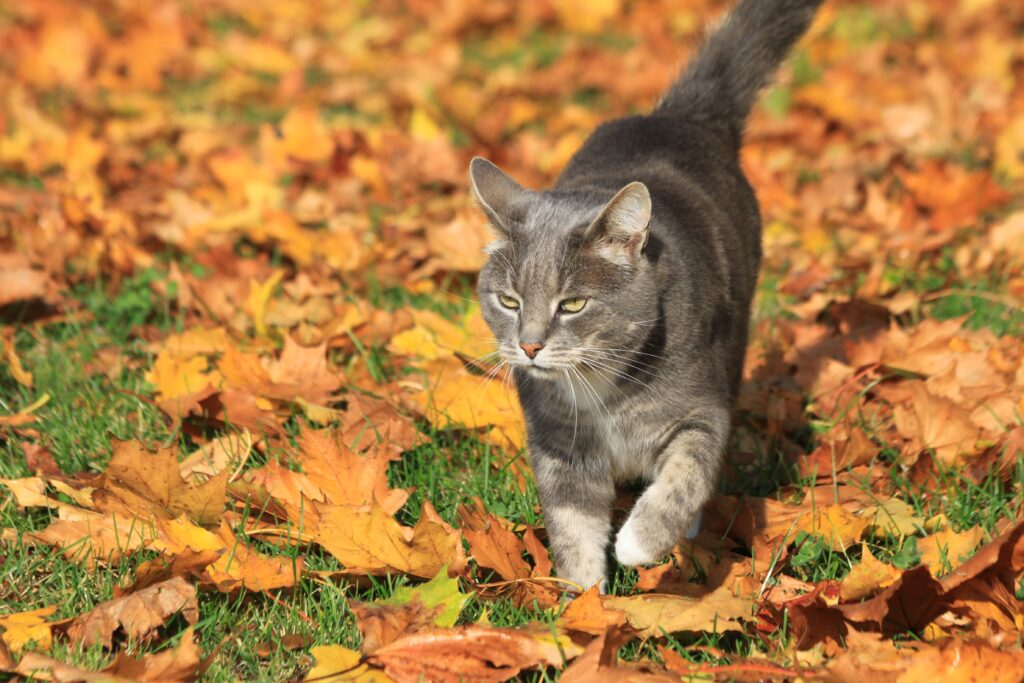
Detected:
[578,356,654,389]
[576,350,661,377]
[561,367,579,457]
[570,365,614,422]
[472,358,508,417]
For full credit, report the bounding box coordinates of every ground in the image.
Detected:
[1,0,1023,681]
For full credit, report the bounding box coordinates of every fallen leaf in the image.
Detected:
[352,569,470,653]
[0,606,56,653]
[303,645,395,682]
[604,584,752,637]
[313,501,466,579]
[918,526,986,577]
[99,440,228,526]
[152,517,303,592]
[459,499,531,581]
[66,576,198,649]
[839,544,902,602]
[368,625,583,683]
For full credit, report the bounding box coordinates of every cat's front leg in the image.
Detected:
[532,452,615,592]
[614,406,730,567]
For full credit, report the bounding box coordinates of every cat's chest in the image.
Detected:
[549,373,657,480]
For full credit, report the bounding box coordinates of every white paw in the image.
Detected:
[684,510,702,540]
[614,517,659,567]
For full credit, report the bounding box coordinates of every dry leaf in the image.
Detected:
[67,576,198,649]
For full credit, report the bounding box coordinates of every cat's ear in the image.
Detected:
[586,182,651,261]
[469,157,530,235]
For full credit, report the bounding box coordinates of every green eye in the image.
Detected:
[559,297,587,313]
[498,294,520,310]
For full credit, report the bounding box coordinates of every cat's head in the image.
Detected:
[470,157,660,378]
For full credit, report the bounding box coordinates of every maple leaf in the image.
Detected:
[918,526,987,577]
[352,570,470,654]
[178,430,254,484]
[15,626,201,683]
[558,586,628,636]
[66,576,198,649]
[145,349,221,403]
[459,499,531,581]
[559,626,676,683]
[313,501,466,579]
[303,645,395,682]
[604,585,752,637]
[98,440,228,526]
[367,625,584,683]
[296,426,409,516]
[30,507,152,565]
[839,544,902,602]
[152,516,303,592]
[0,606,56,654]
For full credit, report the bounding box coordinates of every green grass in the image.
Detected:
[2,249,1022,680]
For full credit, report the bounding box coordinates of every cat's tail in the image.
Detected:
[655,0,824,146]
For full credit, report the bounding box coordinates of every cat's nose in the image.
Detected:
[519,341,545,359]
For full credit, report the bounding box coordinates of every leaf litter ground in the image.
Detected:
[2,0,1024,681]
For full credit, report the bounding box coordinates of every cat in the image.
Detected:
[471,0,824,591]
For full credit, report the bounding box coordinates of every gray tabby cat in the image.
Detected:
[471,0,824,590]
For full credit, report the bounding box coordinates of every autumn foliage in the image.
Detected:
[1,0,1024,680]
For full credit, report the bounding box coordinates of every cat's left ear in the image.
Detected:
[586,182,651,261]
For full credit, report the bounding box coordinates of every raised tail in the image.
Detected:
[656,0,824,146]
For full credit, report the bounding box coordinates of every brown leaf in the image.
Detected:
[351,597,444,654]
[67,576,198,649]
[558,586,627,636]
[604,584,752,637]
[153,517,303,592]
[560,626,676,683]
[893,381,982,465]
[296,426,409,517]
[368,625,583,683]
[99,440,228,526]
[459,499,531,581]
[105,626,202,682]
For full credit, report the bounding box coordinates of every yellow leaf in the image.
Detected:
[248,270,285,338]
[145,349,221,402]
[604,584,751,636]
[1,334,33,387]
[409,357,524,451]
[840,544,902,601]
[862,498,927,538]
[409,107,443,142]
[0,606,56,653]
[0,477,56,509]
[305,645,395,682]
[795,504,870,552]
[153,517,303,592]
[918,526,986,576]
[279,107,333,164]
[551,0,621,33]
[995,116,1024,180]
[313,501,466,578]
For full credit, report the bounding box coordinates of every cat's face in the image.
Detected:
[471,158,659,378]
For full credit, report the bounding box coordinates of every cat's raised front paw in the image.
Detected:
[614,516,660,567]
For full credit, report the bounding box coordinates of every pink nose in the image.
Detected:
[519,342,544,359]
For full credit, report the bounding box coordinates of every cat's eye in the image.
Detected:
[559,297,587,313]
[498,294,520,310]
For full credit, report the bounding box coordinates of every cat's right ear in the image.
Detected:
[469,157,529,236]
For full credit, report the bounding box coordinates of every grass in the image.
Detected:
[2,258,1021,680]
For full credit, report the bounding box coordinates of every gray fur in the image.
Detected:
[472,0,824,589]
